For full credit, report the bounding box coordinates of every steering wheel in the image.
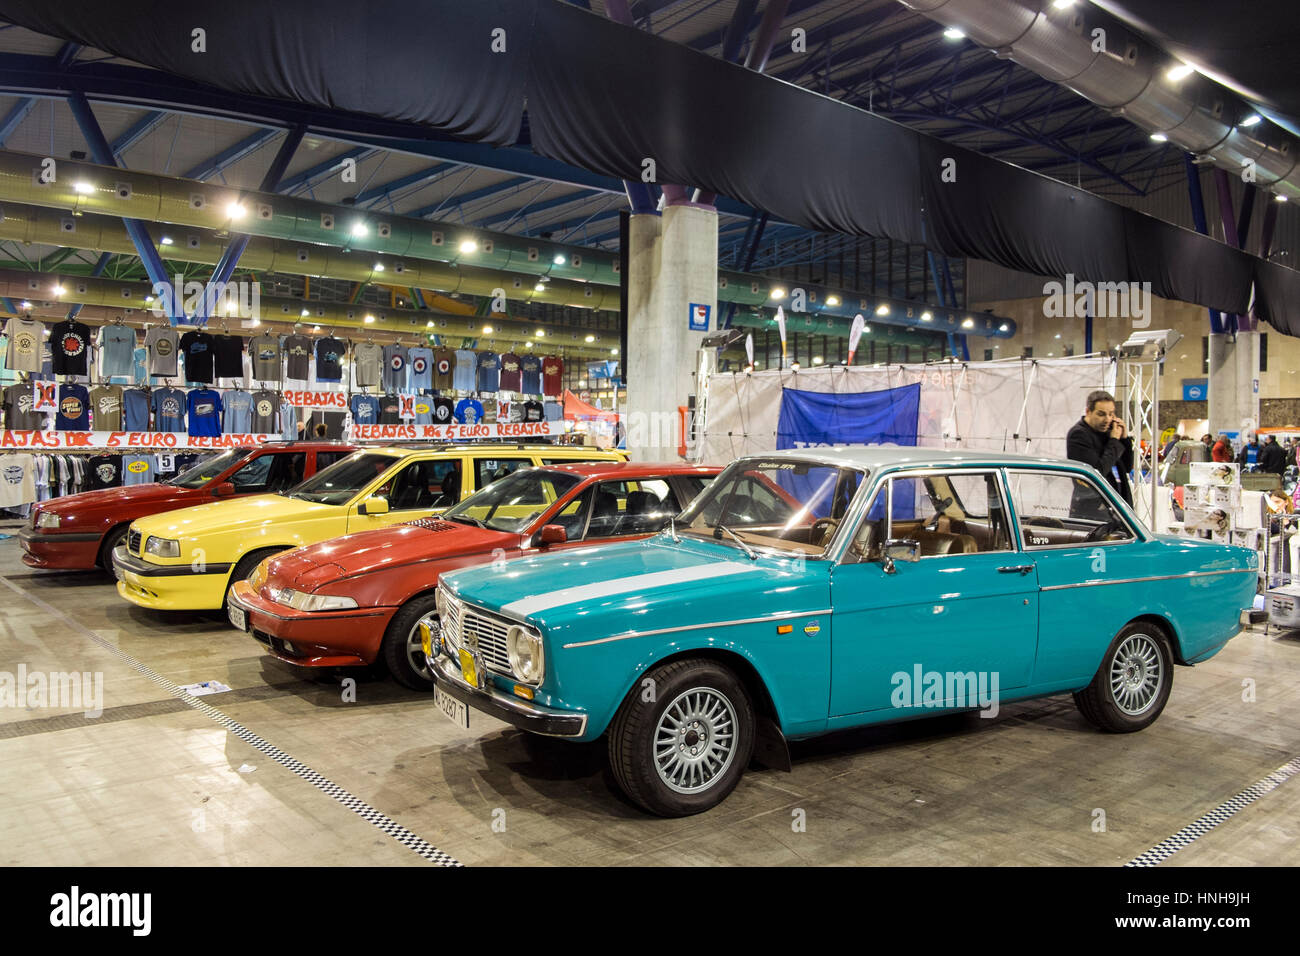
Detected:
[1085,522,1114,542]
[810,517,839,547]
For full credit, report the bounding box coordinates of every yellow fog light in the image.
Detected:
[419,621,433,658]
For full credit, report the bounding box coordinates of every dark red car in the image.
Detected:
[228,462,719,688]
[20,441,357,571]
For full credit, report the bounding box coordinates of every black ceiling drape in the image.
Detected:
[1,0,1298,330]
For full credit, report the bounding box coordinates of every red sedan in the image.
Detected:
[228,462,719,688]
[20,441,356,571]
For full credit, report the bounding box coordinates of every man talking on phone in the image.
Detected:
[1066,389,1135,508]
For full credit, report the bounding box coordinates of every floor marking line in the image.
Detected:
[1125,755,1300,867]
[1,574,461,867]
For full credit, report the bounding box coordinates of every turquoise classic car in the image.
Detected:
[431,448,1258,816]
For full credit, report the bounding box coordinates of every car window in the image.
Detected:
[288,452,396,505]
[448,469,581,532]
[1005,469,1135,547]
[374,460,441,512]
[264,453,307,493]
[550,487,593,539]
[165,448,246,488]
[473,457,532,490]
[228,454,273,492]
[315,450,350,471]
[674,474,715,504]
[850,471,1013,560]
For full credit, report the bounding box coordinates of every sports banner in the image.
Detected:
[776,383,921,450]
[0,431,280,449]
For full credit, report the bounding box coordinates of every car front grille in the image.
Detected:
[128,530,142,554]
[442,595,514,677]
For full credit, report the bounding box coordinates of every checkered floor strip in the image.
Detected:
[1126,755,1300,867]
[2,575,461,867]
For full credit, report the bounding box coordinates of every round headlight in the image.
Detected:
[506,624,544,685]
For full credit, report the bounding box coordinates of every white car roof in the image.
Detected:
[752,446,1083,470]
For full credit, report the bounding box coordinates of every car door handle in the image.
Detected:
[997,565,1035,575]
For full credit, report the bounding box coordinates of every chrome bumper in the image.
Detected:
[431,653,587,738]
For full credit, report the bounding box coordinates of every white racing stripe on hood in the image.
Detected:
[500,562,758,619]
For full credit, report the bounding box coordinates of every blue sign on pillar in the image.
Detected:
[689,303,710,331]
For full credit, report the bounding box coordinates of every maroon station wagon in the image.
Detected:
[20,441,357,571]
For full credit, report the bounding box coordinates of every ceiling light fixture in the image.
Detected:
[458,239,477,254]
[1166,63,1195,82]
[769,287,786,299]
[943,26,965,40]
[875,304,890,316]
[351,223,368,238]
[73,181,94,195]
[226,201,247,219]
[1240,113,1262,127]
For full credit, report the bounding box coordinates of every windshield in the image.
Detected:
[675,459,866,556]
[445,468,582,533]
[164,449,248,489]
[287,452,397,505]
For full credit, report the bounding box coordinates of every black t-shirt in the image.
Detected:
[212,335,245,379]
[315,338,345,382]
[179,329,216,383]
[88,454,123,490]
[378,393,402,425]
[283,334,313,380]
[50,320,93,376]
[523,400,545,423]
[432,396,455,424]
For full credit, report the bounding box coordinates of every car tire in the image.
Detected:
[1073,622,1174,733]
[381,595,437,691]
[608,658,755,817]
[225,549,280,610]
[97,524,130,571]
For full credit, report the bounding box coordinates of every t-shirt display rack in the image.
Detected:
[3,313,575,450]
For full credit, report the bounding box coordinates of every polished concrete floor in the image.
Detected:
[1,531,1296,866]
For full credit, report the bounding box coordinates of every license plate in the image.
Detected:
[434,685,469,730]
[228,603,247,632]
[458,648,479,688]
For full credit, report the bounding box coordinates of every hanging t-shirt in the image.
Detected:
[542,356,564,396]
[178,329,216,384]
[352,342,382,388]
[250,390,280,434]
[349,393,379,425]
[454,397,484,425]
[187,388,223,437]
[282,334,313,381]
[122,454,156,485]
[249,335,282,381]
[520,355,543,395]
[56,384,91,431]
[132,346,148,384]
[279,403,298,440]
[544,401,563,422]
[523,400,546,423]
[123,388,151,431]
[99,325,137,379]
[3,384,44,430]
[50,320,93,376]
[0,454,36,507]
[453,349,477,392]
[213,334,245,379]
[412,395,435,425]
[481,397,498,424]
[152,387,187,433]
[432,396,455,425]
[145,327,180,377]
[378,393,402,425]
[476,351,500,392]
[432,349,455,390]
[382,344,408,392]
[3,318,44,374]
[88,454,124,490]
[90,385,124,431]
[407,347,434,391]
[224,389,253,434]
[498,352,522,392]
[315,338,346,382]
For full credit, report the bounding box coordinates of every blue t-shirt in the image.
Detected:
[224,389,253,434]
[123,388,150,431]
[476,351,499,392]
[408,348,434,391]
[454,398,484,425]
[56,384,90,431]
[187,388,223,437]
[520,354,543,395]
[122,454,157,485]
[350,394,380,425]
[152,387,187,433]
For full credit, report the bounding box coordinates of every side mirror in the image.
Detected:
[358,497,390,516]
[536,524,567,546]
[214,482,236,497]
[879,538,920,573]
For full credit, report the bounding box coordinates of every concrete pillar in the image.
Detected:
[1207,331,1260,440]
[625,204,718,460]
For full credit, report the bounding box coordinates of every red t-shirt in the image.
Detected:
[542,355,564,396]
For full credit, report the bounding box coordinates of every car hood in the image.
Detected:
[41,482,192,515]
[267,519,520,590]
[441,534,831,647]
[131,493,336,540]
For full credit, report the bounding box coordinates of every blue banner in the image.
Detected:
[776,383,921,451]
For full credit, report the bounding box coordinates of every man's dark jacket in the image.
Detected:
[1259,440,1286,475]
[1066,417,1134,506]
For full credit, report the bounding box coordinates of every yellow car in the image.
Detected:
[113,443,625,612]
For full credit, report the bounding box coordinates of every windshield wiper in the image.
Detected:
[446,514,485,528]
[715,524,757,560]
